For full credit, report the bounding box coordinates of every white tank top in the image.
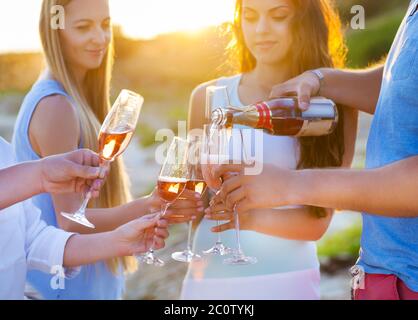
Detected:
[184,75,319,280]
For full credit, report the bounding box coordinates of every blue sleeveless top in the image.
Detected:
[12,79,125,300]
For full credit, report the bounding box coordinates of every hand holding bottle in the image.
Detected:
[269,70,323,110]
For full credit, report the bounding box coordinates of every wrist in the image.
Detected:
[113,201,141,224]
[286,170,310,206]
[144,192,161,213]
[32,160,46,195]
[308,69,324,96]
[107,230,128,257]
[317,68,334,97]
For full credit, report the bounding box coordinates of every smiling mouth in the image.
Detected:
[86,49,106,55]
[255,41,278,49]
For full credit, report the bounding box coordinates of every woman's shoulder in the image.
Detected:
[31,92,79,133]
[28,77,68,98]
[26,74,75,118]
[19,77,69,115]
[28,91,80,156]
[34,94,76,119]
[16,77,78,134]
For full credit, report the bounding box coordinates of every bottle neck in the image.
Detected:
[253,102,273,131]
[211,107,261,129]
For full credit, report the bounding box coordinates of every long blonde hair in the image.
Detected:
[40,0,137,274]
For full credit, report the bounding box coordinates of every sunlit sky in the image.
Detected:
[0,0,235,53]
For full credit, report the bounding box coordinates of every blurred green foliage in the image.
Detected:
[336,0,410,22]
[318,222,362,258]
[136,122,158,148]
[346,8,408,67]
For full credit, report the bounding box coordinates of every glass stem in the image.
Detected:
[186,221,193,252]
[235,129,246,256]
[149,203,170,252]
[216,221,223,243]
[77,191,91,215]
[77,159,110,215]
[234,207,243,256]
[161,203,170,217]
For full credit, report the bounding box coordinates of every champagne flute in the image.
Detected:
[61,90,144,228]
[201,124,232,256]
[171,138,207,263]
[139,137,189,267]
[223,128,257,265]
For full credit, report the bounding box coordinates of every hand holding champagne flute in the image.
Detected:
[171,138,207,263]
[61,90,144,228]
[139,137,189,267]
[201,125,257,265]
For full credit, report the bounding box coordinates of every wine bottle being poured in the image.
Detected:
[211,97,338,137]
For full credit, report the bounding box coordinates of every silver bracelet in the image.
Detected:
[307,69,324,96]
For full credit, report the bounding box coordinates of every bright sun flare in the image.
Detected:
[0,0,235,53]
[110,0,235,39]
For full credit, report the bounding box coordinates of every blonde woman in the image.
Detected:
[12,0,202,300]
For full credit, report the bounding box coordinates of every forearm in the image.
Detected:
[248,207,332,241]
[66,196,153,234]
[63,231,121,267]
[0,161,42,209]
[292,156,418,217]
[320,66,384,114]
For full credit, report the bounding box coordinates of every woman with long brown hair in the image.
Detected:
[183,0,358,299]
[12,0,201,299]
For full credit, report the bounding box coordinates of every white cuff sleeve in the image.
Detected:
[23,200,81,278]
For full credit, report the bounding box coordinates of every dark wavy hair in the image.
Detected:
[229,0,347,217]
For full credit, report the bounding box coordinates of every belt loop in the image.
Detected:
[350,265,365,291]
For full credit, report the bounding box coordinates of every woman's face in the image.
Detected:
[241,0,294,66]
[60,0,112,72]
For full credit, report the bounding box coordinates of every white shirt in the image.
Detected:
[0,137,75,300]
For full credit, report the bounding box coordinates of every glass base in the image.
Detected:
[61,211,95,229]
[137,251,165,267]
[203,242,232,256]
[171,250,202,263]
[223,253,257,266]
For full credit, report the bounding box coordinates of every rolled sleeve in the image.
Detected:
[23,199,81,278]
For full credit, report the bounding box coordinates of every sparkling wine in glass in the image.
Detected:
[171,139,207,263]
[61,90,143,228]
[139,137,189,267]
